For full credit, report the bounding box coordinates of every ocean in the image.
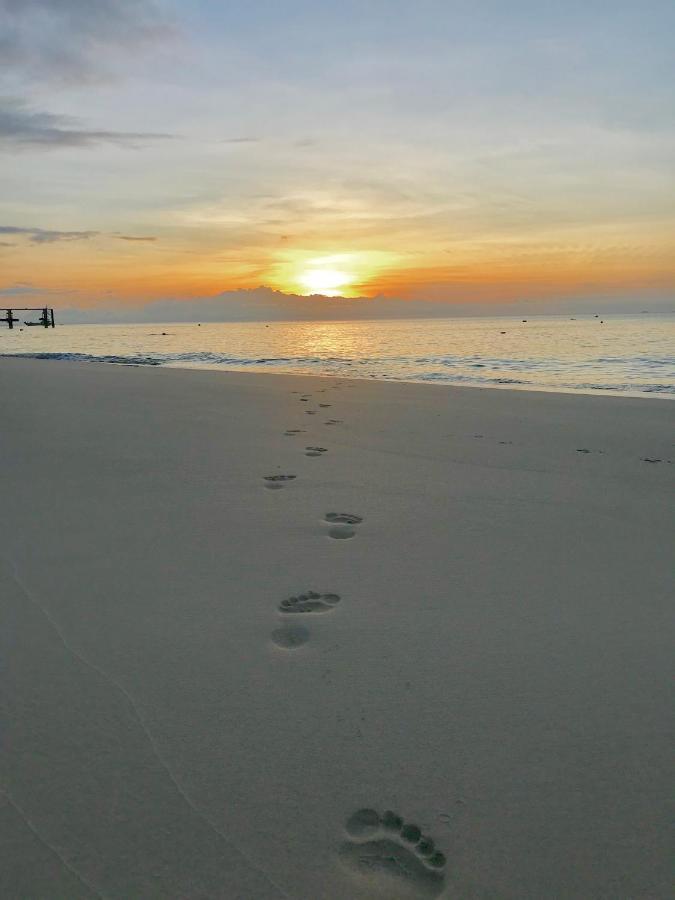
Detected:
[1,314,674,398]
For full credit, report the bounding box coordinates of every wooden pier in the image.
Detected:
[0,307,55,328]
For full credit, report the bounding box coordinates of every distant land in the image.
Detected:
[56,287,674,324]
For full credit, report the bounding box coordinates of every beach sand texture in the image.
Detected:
[0,359,672,899]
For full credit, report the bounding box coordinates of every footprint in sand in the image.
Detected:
[270,592,340,649]
[270,623,310,649]
[263,474,297,490]
[325,419,343,426]
[305,410,317,415]
[284,429,307,436]
[319,403,332,408]
[340,808,446,897]
[279,591,341,614]
[305,446,328,457]
[324,512,363,540]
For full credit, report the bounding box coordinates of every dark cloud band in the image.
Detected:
[115,235,157,242]
[0,97,175,150]
[0,226,98,243]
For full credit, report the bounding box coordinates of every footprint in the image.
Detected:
[324,512,363,540]
[284,429,306,436]
[641,457,661,463]
[279,591,341,614]
[325,512,362,525]
[270,623,310,649]
[305,446,328,457]
[325,419,343,425]
[339,808,446,897]
[300,398,309,402]
[319,403,331,408]
[263,474,297,490]
[305,410,317,415]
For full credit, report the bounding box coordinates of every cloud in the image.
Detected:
[0,0,174,83]
[1,226,160,244]
[0,283,81,308]
[0,97,176,150]
[114,234,157,242]
[0,281,62,296]
[56,286,675,325]
[219,137,260,144]
[0,225,98,243]
[0,284,40,296]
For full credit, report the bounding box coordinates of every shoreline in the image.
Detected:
[1,352,674,401]
[2,312,673,401]
[1,358,672,898]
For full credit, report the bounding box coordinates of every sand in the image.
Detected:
[0,358,672,899]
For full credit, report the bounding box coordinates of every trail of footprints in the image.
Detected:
[267,391,365,644]
[263,382,667,893]
[266,387,450,894]
[263,382,669,893]
[268,390,360,647]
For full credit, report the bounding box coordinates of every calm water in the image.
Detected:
[2,315,674,398]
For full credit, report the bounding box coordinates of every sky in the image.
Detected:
[1,0,674,318]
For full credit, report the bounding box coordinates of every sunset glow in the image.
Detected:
[299,268,352,296]
[1,2,673,316]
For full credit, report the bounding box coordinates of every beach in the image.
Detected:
[0,357,672,899]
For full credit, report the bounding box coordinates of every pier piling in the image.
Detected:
[0,307,56,328]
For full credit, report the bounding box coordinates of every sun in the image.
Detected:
[272,250,396,298]
[299,267,352,296]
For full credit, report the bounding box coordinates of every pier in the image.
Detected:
[0,307,55,328]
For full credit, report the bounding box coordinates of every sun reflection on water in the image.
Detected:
[2,315,674,396]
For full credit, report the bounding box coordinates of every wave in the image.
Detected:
[2,350,673,396]
[0,351,161,366]
[413,372,529,386]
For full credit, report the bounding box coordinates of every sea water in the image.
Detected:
[1,314,673,398]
